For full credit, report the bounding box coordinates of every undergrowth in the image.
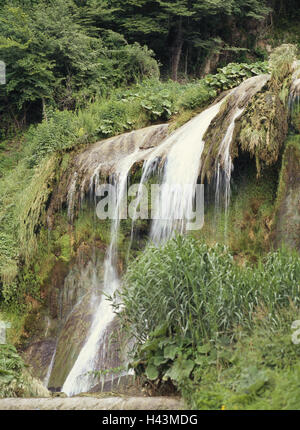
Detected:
[113,236,300,408]
[0,343,49,398]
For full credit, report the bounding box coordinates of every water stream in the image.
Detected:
[62,151,141,396]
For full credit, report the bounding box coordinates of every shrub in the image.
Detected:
[25,110,81,167]
[203,61,270,91]
[113,236,300,392]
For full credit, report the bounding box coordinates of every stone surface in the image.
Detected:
[23,253,106,390]
[0,396,184,410]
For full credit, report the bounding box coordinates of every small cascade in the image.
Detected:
[65,124,169,221]
[206,74,270,231]
[43,346,57,388]
[62,150,142,396]
[214,107,245,224]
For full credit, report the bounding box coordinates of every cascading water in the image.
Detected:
[62,150,142,396]
[61,96,227,394]
[43,346,57,387]
[149,99,226,243]
[128,97,229,247]
[214,107,245,231]
[214,77,271,233]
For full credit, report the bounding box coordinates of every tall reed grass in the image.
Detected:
[117,236,300,345]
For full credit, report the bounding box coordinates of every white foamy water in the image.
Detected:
[149,99,225,243]
[215,107,245,216]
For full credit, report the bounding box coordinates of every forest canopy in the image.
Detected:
[0,0,298,132]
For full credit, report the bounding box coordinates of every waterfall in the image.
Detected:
[59,75,271,396]
[61,96,226,394]
[149,99,225,243]
[62,150,141,396]
[214,107,245,231]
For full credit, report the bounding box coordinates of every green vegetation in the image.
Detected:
[0,0,300,408]
[0,343,49,397]
[114,236,300,408]
[185,319,300,410]
[203,61,269,91]
[0,62,270,312]
[0,0,159,135]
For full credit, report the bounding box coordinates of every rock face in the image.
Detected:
[0,396,184,410]
[201,74,271,182]
[23,251,106,391]
[23,340,56,383]
[275,136,300,251]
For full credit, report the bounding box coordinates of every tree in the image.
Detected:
[0,0,159,132]
[107,0,270,80]
[0,5,55,127]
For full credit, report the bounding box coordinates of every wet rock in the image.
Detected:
[23,339,56,382]
[23,252,106,390]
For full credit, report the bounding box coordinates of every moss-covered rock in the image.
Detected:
[237,89,288,176]
[201,74,270,183]
[274,135,300,251]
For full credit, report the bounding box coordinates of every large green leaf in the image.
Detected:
[145,364,159,380]
[153,355,168,366]
[197,343,211,354]
[164,344,179,360]
[163,359,195,382]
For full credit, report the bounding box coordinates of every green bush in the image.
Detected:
[25,110,81,167]
[114,236,300,394]
[203,61,270,91]
[0,344,25,397]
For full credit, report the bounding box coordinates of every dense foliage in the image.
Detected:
[114,236,300,407]
[0,0,299,408]
[0,0,159,134]
[0,0,296,134]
